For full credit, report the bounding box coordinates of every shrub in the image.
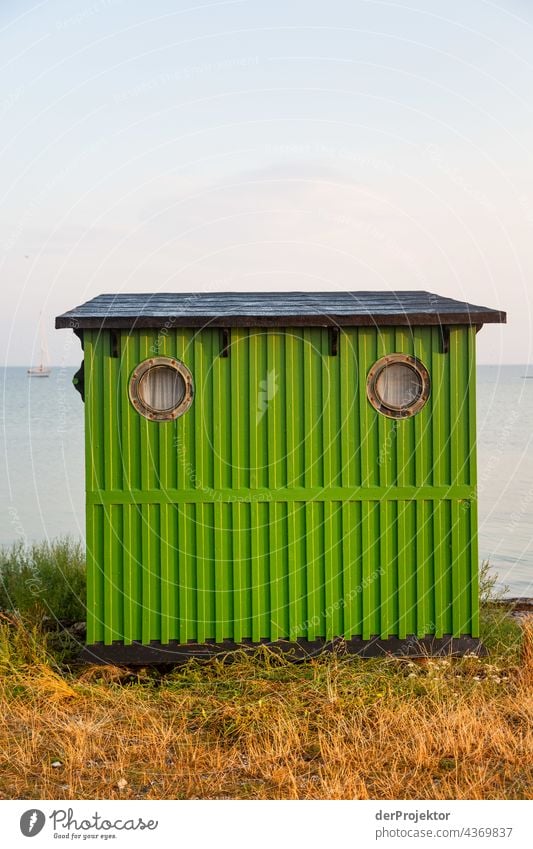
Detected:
[0,538,86,622]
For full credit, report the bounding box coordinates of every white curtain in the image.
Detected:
[376,364,421,409]
[140,366,185,411]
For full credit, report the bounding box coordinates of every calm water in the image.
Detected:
[0,365,531,595]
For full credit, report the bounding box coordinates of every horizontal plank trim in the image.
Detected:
[87,485,475,505]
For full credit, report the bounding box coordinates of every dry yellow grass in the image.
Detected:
[0,616,531,800]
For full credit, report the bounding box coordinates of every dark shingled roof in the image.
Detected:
[55,291,506,330]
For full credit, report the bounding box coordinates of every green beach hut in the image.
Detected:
[56,291,505,663]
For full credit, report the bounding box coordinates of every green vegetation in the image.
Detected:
[0,538,86,623]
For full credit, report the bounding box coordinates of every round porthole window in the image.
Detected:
[129,357,193,421]
[367,354,430,418]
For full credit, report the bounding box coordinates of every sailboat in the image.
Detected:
[28,316,52,377]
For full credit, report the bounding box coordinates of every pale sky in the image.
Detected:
[1,0,532,365]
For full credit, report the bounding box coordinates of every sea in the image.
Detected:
[0,365,531,596]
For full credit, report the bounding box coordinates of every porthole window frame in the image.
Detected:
[366,354,430,419]
[129,356,194,421]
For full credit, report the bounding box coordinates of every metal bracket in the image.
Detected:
[220,328,230,357]
[110,329,120,358]
[329,326,339,356]
[440,326,450,354]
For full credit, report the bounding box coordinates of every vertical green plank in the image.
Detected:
[322,330,341,488]
[405,501,418,637]
[214,502,232,642]
[430,327,448,487]
[342,501,362,638]
[134,505,143,640]
[195,502,214,642]
[449,328,468,636]
[390,500,400,638]
[449,328,467,487]
[193,332,212,643]
[154,329,174,492]
[413,330,434,637]
[361,501,373,640]
[288,502,307,641]
[248,331,258,489]
[259,501,271,638]
[160,504,172,644]
[178,328,196,642]
[469,498,480,637]
[213,335,230,490]
[103,505,113,644]
[378,501,392,639]
[340,330,358,487]
[231,329,246,490]
[112,504,124,642]
[250,501,261,642]
[141,503,151,644]
[394,328,415,487]
[103,336,121,492]
[121,333,141,644]
[413,329,433,488]
[269,502,282,639]
[239,328,251,488]
[84,332,96,643]
[330,502,342,638]
[176,329,194,491]
[376,328,396,490]
[303,328,313,489]
[122,506,133,644]
[233,502,244,643]
[193,332,207,495]
[305,502,318,640]
[358,329,378,487]
[458,501,470,634]
[285,331,304,488]
[443,500,453,635]
[324,502,334,640]
[123,332,141,491]
[276,329,287,489]
[86,505,102,643]
[371,501,380,636]
[324,502,342,639]
[256,331,270,489]
[138,335,151,494]
[195,501,206,643]
[213,332,231,642]
[87,330,105,493]
[242,501,253,638]
[415,501,427,637]
[303,329,323,488]
[433,501,445,638]
[426,499,435,635]
[451,500,462,636]
[169,506,180,642]
[396,502,408,639]
[150,504,161,642]
[468,327,479,637]
[254,502,271,641]
[341,503,351,638]
[178,504,195,643]
[266,331,283,489]
[83,331,95,494]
